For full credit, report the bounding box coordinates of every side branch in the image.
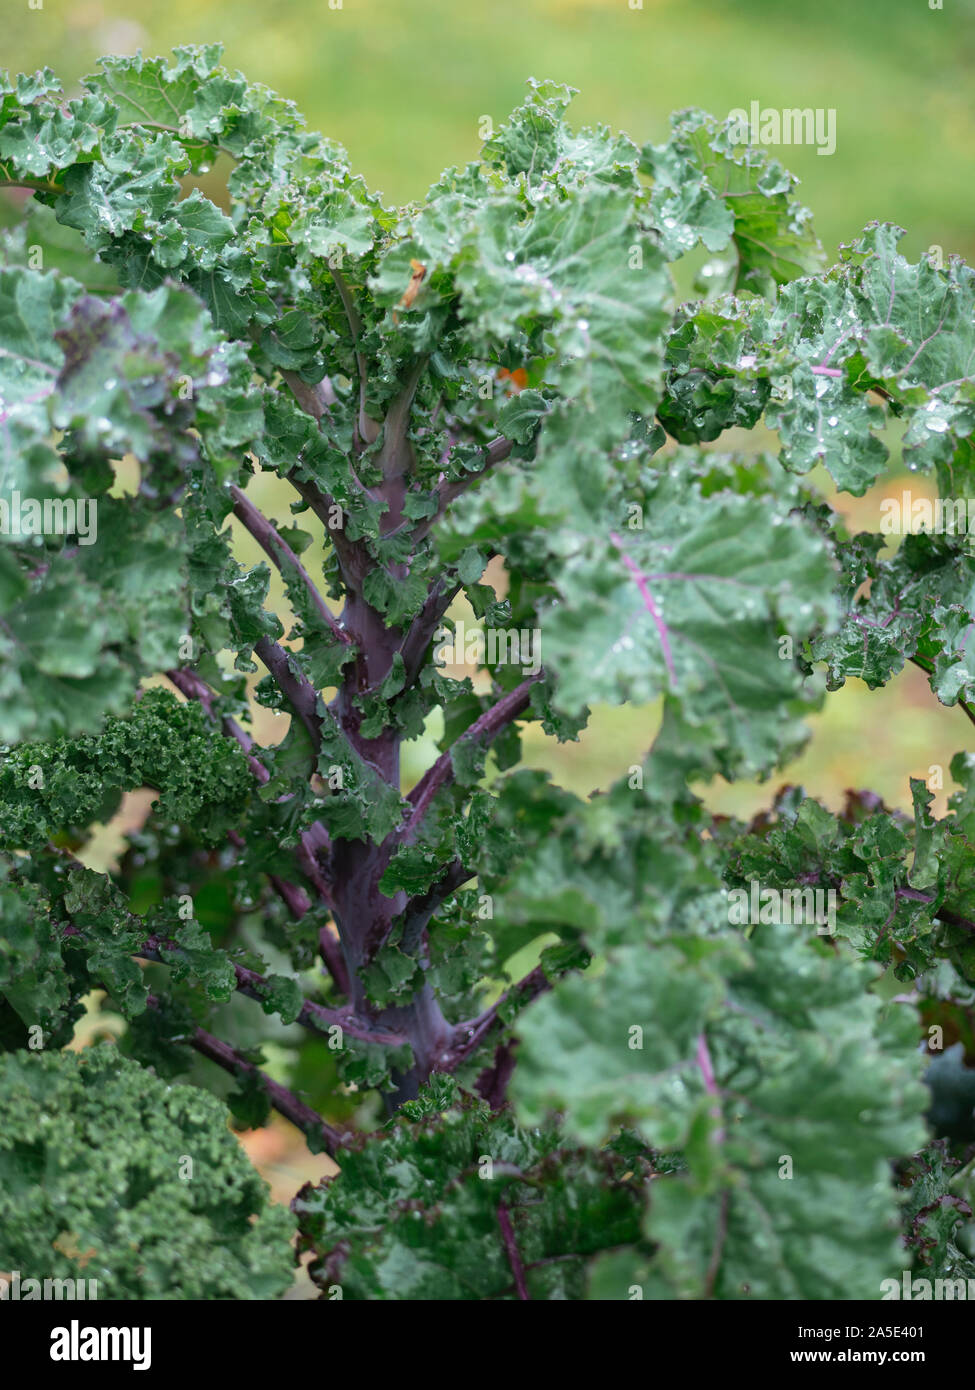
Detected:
[330,266,379,446]
[285,469,363,592]
[280,369,337,421]
[412,435,515,544]
[446,963,551,1071]
[395,578,461,691]
[145,995,347,1156]
[164,666,344,989]
[254,636,325,751]
[497,1203,530,1300]
[0,173,65,195]
[240,967,404,1044]
[403,672,543,842]
[400,859,474,954]
[910,656,975,731]
[61,918,405,1047]
[230,483,351,647]
[276,370,366,586]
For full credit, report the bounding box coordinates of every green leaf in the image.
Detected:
[0,1045,295,1298]
[641,109,824,293]
[294,1081,650,1300]
[541,455,839,777]
[514,925,928,1298]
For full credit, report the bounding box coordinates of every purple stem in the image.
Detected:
[165,666,346,991]
[253,636,324,752]
[696,1030,725,1143]
[696,1030,728,1296]
[609,531,676,683]
[411,435,515,544]
[402,673,543,843]
[447,964,550,1071]
[497,1203,530,1300]
[475,1039,518,1110]
[56,895,402,1048]
[146,994,347,1156]
[230,483,351,647]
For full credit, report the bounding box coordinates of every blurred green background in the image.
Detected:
[7,0,975,1258]
[6,0,975,265]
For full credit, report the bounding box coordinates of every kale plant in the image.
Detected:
[1,46,974,1300]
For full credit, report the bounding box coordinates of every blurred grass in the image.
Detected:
[11,0,975,1275]
[4,0,975,262]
